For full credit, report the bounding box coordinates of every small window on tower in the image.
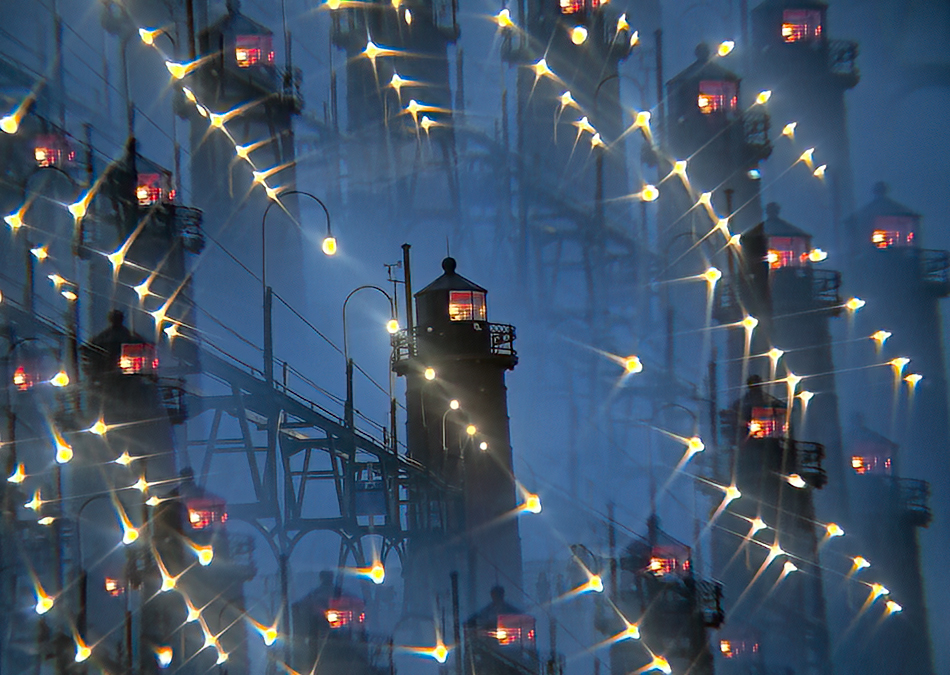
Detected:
[697,80,738,115]
[749,407,786,439]
[559,0,598,14]
[871,216,915,249]
[119,343,159,375]
[136,173,173,206]
[767,236,809,269]
[449,291,487,322]
[850,442,893,475]
[235,34,275,68]
[781,9,822,42]
[494,615,536,646]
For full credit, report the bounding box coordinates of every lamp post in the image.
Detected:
[259,190,333,667]
[342,285,398,449]
[260,190,334,388]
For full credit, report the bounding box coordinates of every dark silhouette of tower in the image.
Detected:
[665,44,771,239]
[843,182,950,662]
[748,0,859,249]
[739,203,847,515]
[329,0,461,223]
[711,206,835,675]
[600,517,723,675]
[393,257,523,609]
[185,0,304,297]
[836,417,934,675]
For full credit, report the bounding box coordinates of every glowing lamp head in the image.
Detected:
[139,28,158,45]
[629,31,640,47]
[808,248,828,262]
[67,199,88,220]
[751,517,767,532]
[4,212,23,230]
[7,463,26,484]
[31,246,48,261]
[1,114,19,134]
[74,644,92,663]
[466,424,477,436]
[50,371,70,388]
[479,441,489,451]
[115,451,133,466]
[449,399,460,410]
[424,367,436,380]
[634,111,651,128]
[768,347,784,363]
[35,593,54,615]
[786,473,806,489]
[432,644,449,663]
[88,419,108,436]
[122,527,139,545]
[871,583,889,598]
[559,91,575,107]
[702,267,722,284]
[826,523,844,538]
[640,184,659,202]
[156,646,173,668]
[724,485,741,502]
[687,436,705,454]
[871,330,891,345]
[905,373,923,386]
[386,319,400,334]
[673,160,688,175]
[322,236,338,256]
[741,315,758,331]
[717,40,735,56]
[783,561,798,575]
[853,556,870,570]
[262,625,278,646]
[570,25,589,44]
[782,122,797,138]
[25,489,42,511]
[616,13,630,32]
[216,648,228,665]
[755,90,772,105]
[196,545,214,566]
[798,390,814,404]
[55,439,73,464]
[369,563,386,584]
[38,516,55,526]
[651,655,672,674]
[494,9,514,28]
[813,165,827,179]
[889,357,910,370]
[623,622,640,640]
[326,0,342,8]
[624,355,643,374]
[885,600,903,614]
[524,494,542,513]
[532,58,552,78]
[588,575,604,593]
[165,61,188,79]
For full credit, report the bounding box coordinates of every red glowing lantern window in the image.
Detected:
[782,9,822,42]
[34,135,75,168]
[767,236,808,269]
[449,290,487,322]
[871,216,915,248]
[648,544,691,576]
[720,639,758,658]
[13,365,35,391]
[697,81,738,115]
[136,173,173,206]
[749,407,786,439]
[850,444,892,475]
[104,577,125,596]
[235,35,275,68]
[559,0,599,14]
[494,614,536,646]
[119,344,159,375]
[325,596,366,629]
[187,498,228,529]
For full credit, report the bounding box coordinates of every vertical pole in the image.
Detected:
[264,287,274,387]
[401,245,414,335]
[185,0,197,60]
[279,552,292,667]
[607,501,616,595]
[654,29,664,151]
[24,241,34,316]
[54,9,65,129]
[450,571,462,675]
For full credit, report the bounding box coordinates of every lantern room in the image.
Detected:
[667,44,742,124]
[751,0,828,49]
[325,595,367,630]
[494,614,537,646]
[849,416,896,477]
[781,8,823,42]
[136,172,174,206]
[761,203,813,269]
[235,33,275,68]
[33,133,75,168]
[846,183,921,251]
[558,0,600,14]
[415,257,489,328]
[749,406,787,438]
[186,497,229,530]
[698,80,738,115]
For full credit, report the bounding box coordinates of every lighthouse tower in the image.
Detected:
[393,257,523,608]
